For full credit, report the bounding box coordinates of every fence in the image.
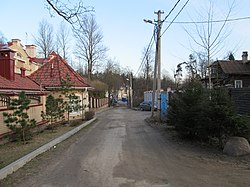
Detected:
[230,88,250,116]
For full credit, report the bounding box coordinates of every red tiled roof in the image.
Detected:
[0,74,41,91]
[217,60,250,75]
[30,57,47,65]
[29,52,91,89]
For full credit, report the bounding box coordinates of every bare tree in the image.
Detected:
[35,20,54,58]
[74,14,108,80]
[45,0,93,25]
[184,0,235,88]
[0,31,7,44]
[56,21,71,60]
[161,70,175,90]
[141,47,154,91]
[99,59,122,106]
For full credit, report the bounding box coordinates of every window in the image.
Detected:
[69,95,81,114]
[234,80,242,88]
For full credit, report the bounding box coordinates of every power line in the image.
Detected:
[162,0,181,23]
[135,29,155,77]
[165,16,250,24]
[161,0,190,37]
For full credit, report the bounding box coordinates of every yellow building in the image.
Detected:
[0,44,46,136]
[0,39,94,137]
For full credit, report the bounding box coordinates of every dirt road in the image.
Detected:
[1,107,250,187]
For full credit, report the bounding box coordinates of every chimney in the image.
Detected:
[0,45,15,81]
[20,68,26,77]
[242,51,248,64]
[50,62,54,77]
[11,39,22,46]
[25,44,37,58]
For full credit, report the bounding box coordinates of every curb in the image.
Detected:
[0,117,97,180]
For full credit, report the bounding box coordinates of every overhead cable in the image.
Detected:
[161,0,190,37]
[165,16,250,24]
[162,0,181,23]
[135,29,155,77]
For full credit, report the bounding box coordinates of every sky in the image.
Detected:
[1,0,250,78]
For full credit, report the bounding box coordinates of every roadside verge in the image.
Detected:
[0,117,97,180]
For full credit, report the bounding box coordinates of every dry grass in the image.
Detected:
[0,120,85,169]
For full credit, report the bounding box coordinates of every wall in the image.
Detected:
[49,89,90,120]
[0,95,45,136]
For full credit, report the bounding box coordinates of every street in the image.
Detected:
[1,107,250,187]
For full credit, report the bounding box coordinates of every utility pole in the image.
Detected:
[144,10,164,120]
[130,73,133,108]
[155,10,164,121]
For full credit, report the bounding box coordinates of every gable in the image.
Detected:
[30,52,91,89]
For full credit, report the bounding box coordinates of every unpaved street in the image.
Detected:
[1,107,250,187]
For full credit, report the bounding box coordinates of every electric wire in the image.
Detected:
[135,29,155,77]
[161,0,190,37]
[165,16,250,24]
[162,0,181,23]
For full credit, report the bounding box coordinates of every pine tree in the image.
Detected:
[3,92,36,143]
[41,94,65,130]
[61,74,82,122]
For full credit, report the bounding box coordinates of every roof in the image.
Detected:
[0,73,41,91]
[216,60,250,75]
[30,57,48,65]
[0,44,15,52]
[29,52,91,89]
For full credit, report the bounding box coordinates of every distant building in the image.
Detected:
[210,51,250,88]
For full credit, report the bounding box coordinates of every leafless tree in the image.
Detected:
[35,20,54,58]
[184,0,235,88]
[56,21,71,60]
[161,69,175,90]
[100,59,122,106]
[74,14,108,80]
[141,47,154,91]
[0,32,7,44]
[196,51,208,79]
[45,0,93,25]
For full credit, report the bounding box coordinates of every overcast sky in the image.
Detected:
[1,0,250,78]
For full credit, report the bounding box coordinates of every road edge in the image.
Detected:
[0,117,97,180]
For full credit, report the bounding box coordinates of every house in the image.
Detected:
[0,44,47,136]
[211,51,250,88]
[7,39,42,75]
[0,38,107,137]
[29,51,92,120]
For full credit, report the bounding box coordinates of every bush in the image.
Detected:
[168,81,250,148]
[85,111,95,120]
[168,81,210,139]
[230,115,250,141]
[69,119,83,127]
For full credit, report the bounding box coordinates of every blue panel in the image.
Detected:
[160,92,168,121]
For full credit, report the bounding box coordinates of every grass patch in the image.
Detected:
[0,119,88,169]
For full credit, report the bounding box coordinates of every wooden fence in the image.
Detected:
[229,88,250,116]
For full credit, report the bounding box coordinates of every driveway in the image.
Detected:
[1,107,250,187]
